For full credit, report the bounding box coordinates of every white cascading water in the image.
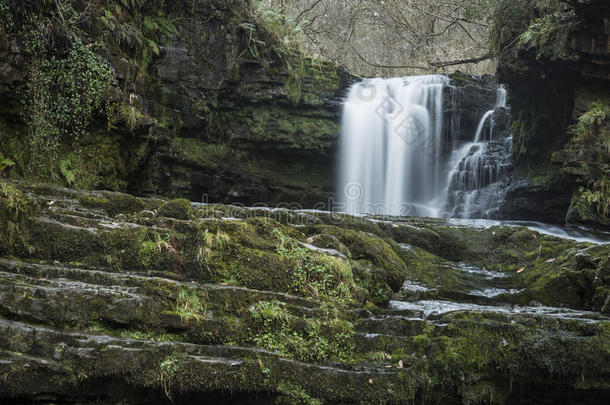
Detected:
[445,85,510,218]
[339,75,450,217]
[339,76,511,219]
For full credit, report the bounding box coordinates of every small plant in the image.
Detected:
[276,381,322,405]
[158,354,181,401]
[519,12,560,47]
[577,178,610,218]
[238,1,307,105]
[567,100,610,218]
[248,300,355,363]
[59,154,77,185]
[273,229,355,303]
[99,0,177,69]
[0,182,30,252]
[137,231,182,270]
[175,288,206,320]
[0,0,13,48]
[0,153,15,177]
[196,229,230,268]
[570,101,608,143]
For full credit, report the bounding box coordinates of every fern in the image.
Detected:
[0,152,14,174]
[59,155,77,185]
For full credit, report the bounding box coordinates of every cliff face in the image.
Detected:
[494,0,610,226]
[134,0,352,206]
[0,0,351,207]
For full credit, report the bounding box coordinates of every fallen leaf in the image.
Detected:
[517,267,525,273]
[545,258,556,263]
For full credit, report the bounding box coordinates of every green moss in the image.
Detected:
[300,224,407,295]
[71,131,130,191]
[276,381,322,405]
[158,198,193,220]
[78,191,145,217]
[0,181,32,256]
[169,138,245,169]
[176,288,207,320]
[248,300,355,363]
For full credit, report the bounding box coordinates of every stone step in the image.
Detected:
[0,318,405,403]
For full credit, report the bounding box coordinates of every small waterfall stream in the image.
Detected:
[339,75,511,218]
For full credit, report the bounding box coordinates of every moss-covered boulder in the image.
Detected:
[158,199,193,220]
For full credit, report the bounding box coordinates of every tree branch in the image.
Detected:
[296,0,326,22]
[430,53,491,68]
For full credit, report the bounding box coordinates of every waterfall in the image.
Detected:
[446,85,512,219]
[339,75,512,219]
[339,75,450,217]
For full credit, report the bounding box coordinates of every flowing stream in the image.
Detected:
[339,75,511,219]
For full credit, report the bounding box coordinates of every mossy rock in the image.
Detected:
[0,182,34,256]
[78,191,147,217]
[300,224,407,293]
[382,222,468,262]
[158,199,194,220]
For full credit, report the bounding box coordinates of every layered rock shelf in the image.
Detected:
[1,181,608,404]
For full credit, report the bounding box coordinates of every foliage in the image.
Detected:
[0,0,14,48]
[519,11,561,58]
[176,288,207,320]
[158,354,181,401]
[576,176,610,218]
[569,100,610,218]
[248,300,354,363]
[0,181,30,253]
[0,153,15,176]
[59,154,77,185]
[242,1,307,104]
[276,381,322,405]
[489,0,537,57]
[4,0,178,182]
[570,101,609,144]
[254,1,306,51]
[99,0,177,68]
[520,12,558,44]
[20,4,116,175]
[196,229,231,273]
[490,0,565,58]
[137,230,182,270]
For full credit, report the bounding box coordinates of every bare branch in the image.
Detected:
[430,53,491,68]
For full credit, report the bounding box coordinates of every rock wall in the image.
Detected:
[495,0,610,226]
[0,0,353,207]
